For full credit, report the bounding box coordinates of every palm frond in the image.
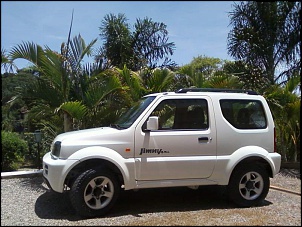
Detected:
[68,34,98,71]
[9,41,44,67]
[55,101,88,120]
[84,72,124,108]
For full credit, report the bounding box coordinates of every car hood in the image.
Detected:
[52,127,132,159]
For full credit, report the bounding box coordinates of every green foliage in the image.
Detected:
[190,55,222,77]
[1,131,28,171]
[223,61,269,92]
[99,13,176,70]
[176,56,241,89]
[22,129,54,168]
[227,1,301,86]
[1,72,36,132]
[264,74,300,162]
[1,72,36,104]
[100,13,133,69]
[115,65,146,102]
[56,101,88,122]
[144,68,175,93]
[1,48,18,73]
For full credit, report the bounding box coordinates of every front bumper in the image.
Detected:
[43,152,78,193]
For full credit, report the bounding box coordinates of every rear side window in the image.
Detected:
[220,99,267,129]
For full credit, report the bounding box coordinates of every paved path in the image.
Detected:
[1,169,43,179]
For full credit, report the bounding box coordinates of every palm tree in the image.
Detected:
[227,1,301,88]
[8,35,100,132]
[177,64,204,88]
[99,13,176,71]
[8,42,69,132]
[203,71,243,89]
[114,65,146,102]
[222,60,267,92]
[80,69,127,128]
[143,68,175,93]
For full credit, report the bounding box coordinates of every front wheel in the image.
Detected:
[227,164,269,207]
[69,167,120,218]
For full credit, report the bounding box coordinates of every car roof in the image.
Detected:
[144,88,260,98]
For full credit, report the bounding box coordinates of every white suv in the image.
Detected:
[43,88,281,218]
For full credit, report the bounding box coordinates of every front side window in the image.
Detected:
[220,99,267,129]
[148,99,209,130]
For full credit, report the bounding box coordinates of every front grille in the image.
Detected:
[44,164,48,175]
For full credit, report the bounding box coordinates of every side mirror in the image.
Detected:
[146,116,159,131]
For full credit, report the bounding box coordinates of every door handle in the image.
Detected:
[198,137,212,143]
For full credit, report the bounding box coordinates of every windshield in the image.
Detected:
[114,96,156,129]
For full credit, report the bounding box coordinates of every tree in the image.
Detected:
[114,65,146,102]
[223,60,269,92]
[143,68,175,93]
[132,17,176,70]
[8,41,68,132]
[227,1,301,88]
[1,48,18,73]
[78,69,127,128]
[8,35,99,132]
[99,13,133,70]
[8,36,132,132]
[264,74,300,162]
[99,13,176,71]
[1,71,36,132]
[176,56,242,89]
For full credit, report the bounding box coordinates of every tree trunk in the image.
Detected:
[64,111,73,132]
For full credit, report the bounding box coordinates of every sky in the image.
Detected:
[1,1,239,71]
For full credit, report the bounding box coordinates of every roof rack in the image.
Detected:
[175,88,258,95]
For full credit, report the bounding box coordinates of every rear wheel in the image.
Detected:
[227,164,269,207]
[69,167,120,218]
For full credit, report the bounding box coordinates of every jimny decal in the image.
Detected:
[139,148,170,155]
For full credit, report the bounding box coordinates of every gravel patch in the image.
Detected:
[1,169,300,226]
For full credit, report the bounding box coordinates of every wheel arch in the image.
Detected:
[218,146,276,185]
[65,159,123,188]
[230,156,273,182]
[63,146,134,189]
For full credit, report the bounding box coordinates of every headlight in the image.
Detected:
[51,141,61,157]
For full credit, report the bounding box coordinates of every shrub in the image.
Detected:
[1,131,29,171]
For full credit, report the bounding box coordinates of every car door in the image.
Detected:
[134,97,217,180]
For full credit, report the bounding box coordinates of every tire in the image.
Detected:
[69,167,120,218]
[227,164,269,207]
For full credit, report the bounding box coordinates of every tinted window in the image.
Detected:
[149,99,209,130]
[220,99,267,129]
